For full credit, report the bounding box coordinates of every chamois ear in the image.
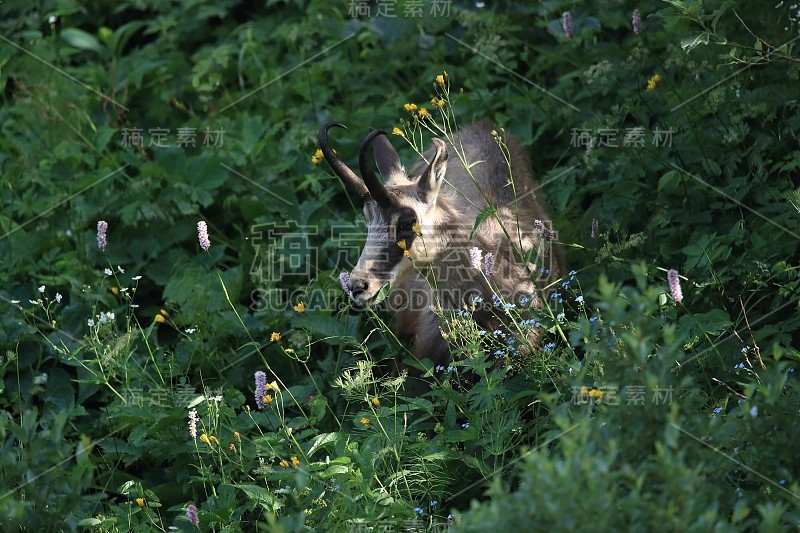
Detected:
[370,130,405,184]
[417,138,448,202]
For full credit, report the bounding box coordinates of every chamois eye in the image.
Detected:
[398,219,416,232]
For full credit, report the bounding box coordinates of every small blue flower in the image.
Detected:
[494,349,505,355]
[507,338,516,345]
[544,342,556,353]
[556,312,565,321]
[713,407,722,413]
[436,365,444,371]
[447,514,454,521]
[492,294,502,307]
[589,316,598,322]
[550,292,560,299]
[479,329,487,336]
[520,297,530,304]
[780,480,786,485]
[461,423,470,429]
[472,296,483,303]
[569,270,577,277]
[430,500,438,506]
[749,406,758,417]
[447,365,454,372]
[414,507,424,515]
[575,295,584,303]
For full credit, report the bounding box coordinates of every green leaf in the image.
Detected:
[681,32,710,52]
[61,28,105,54]
[308,432,338,457]
[471,207,496,240]
[231,484,280,511]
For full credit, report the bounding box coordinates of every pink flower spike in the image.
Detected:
[667,269,683,303]
[562,11,573,39]
[97,220,108,251]
[197,221,210,251]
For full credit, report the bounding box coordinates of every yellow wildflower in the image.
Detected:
[293,302,306,313]
[392,127,404,136]
[403,250,411,258]
[291,456,300,468]
[589,388,604,399]
[136,498,145,507]
[262,394,273,405]
[279,459,290,468]
[234,431,240,442]
[361,417,371,427]
[160,309,169,317]
[646,74,662,90]
[436,74,445,85]
[418,107,429,118]
[397,240,407,250]
[580,386,588,395]
[412,224,422,235]
[111,287,119,295]
[270,332,281,342]
[434,98,445,108]
[404,103,418,112]
[209,435,218,443]
[266,381,280,392]
[311,148,323,165]
[154,314,166,324]
[200,433,211,445]
[372,397,380,407]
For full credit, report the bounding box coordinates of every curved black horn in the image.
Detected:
[319,122,369,199]
[359,129,395,208]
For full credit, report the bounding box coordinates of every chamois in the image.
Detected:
[319,120,563,365]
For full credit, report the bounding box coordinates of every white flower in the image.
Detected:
[117,266,125,273]
[87,319,95,327]
[11,300,20,304]
[132,275,142,280]
[468,247,483,270]
[38,285,45,293]
[29,300,40,305]
[33,373,48,385]
[185,328,197,334]
[65,229,72,237]
[98,311,115,324]
[104,268,113,276]
[55,293,63,303]
[131,304,139,308]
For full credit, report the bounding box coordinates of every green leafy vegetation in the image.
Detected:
[1,0,798,531]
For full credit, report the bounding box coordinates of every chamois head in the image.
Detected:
[319,122,449,304]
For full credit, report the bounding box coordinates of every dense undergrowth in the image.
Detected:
[1,0,799,531]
